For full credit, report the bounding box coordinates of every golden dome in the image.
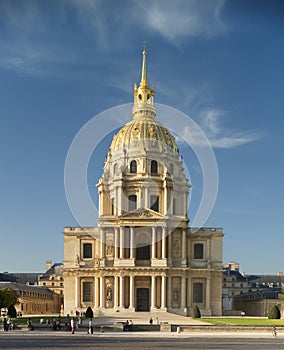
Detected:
[109,47,178,154]
[110,116,178,153]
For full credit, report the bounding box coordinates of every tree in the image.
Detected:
[85,306,93,318]
[268,305,281,319]
[0,288,18,309]
[192,304,201,318]
[7,304,17,318]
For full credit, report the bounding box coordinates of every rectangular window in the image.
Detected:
[128,195,137,211]
[150,195,159,212]
[82,282,93,302]
[83,243,92,258]
[194,243,204,259]
[193,282,203,303]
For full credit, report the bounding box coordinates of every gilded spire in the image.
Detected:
[133,43,155,109]
[140,48,148,87]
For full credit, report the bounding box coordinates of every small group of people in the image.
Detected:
[123,319,133,331]
[51,319,61,331]
[149,317,160,328]
[2,317,15,331]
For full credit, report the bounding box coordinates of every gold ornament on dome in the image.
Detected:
[148,124,156,139]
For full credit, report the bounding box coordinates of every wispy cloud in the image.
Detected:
[136,0,226,44]
[67,0,227,47]
[177,109,263,149]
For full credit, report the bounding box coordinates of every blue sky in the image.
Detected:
[0,0,283,274]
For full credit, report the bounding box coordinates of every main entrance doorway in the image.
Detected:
[136,288,150,311]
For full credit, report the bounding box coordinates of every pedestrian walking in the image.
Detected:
[88,318,94,334]
[71,317,76,334]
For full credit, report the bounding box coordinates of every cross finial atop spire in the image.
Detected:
[140,41,148,87]
[142,40,148,52]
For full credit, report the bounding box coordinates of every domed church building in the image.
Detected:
[63,49,224,317]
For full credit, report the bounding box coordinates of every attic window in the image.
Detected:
[83,243,92,259]
[194,244,204,259]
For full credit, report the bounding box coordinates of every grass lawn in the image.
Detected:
[201,317,284,326]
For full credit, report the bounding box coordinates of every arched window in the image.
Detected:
[130,160,137,173]
[151,160,158,174]
[113,163,118,174]
[194,244,204,259]
[128,195,137,211]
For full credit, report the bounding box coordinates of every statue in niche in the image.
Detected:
[106,237,113,256]
[106,287,113,302]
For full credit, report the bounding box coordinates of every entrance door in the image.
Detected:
[136,288,150,311]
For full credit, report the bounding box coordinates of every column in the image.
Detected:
[119,276,124,308]
[151,276,156,309]
[187,277,191,308]
[100,228,105,259]
[167,276,172,308]
[163,183,167,215]
[181,277,186,309]
[151,227,156,259]
[114,276,119,309]
[99,276,105,308]
[168,232,172,264]
[129,275,134,309]
[114,227,119,259]
[162,227,167,259]
[182,229,187,263]
[183,192,187,216]
[120,227,124,258]
[206,277,211,310]
[75,277,80,308]
[161,276,166,309]
[144,186,149,208]
[117,186,122,215]
[130,227,134,259]
[95,277,99,308]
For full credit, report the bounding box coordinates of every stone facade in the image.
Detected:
[0,282,60,315]
[63,49,224,317]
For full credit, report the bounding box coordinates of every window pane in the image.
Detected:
[83,243,92,258]
[194,244,203,259]
[150,195,159,212]
[193,282,203,303]
[82,282,93,302]
[128,195,137,211]
[151,160,158,174]
[136,244,150,260]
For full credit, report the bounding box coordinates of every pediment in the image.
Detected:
[120,207,166,219]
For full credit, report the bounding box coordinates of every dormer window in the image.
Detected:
[151,160,158,174]
[130,160,137,173]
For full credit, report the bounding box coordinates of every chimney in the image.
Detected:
[46,260,52,272]
[278,272,283,276]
